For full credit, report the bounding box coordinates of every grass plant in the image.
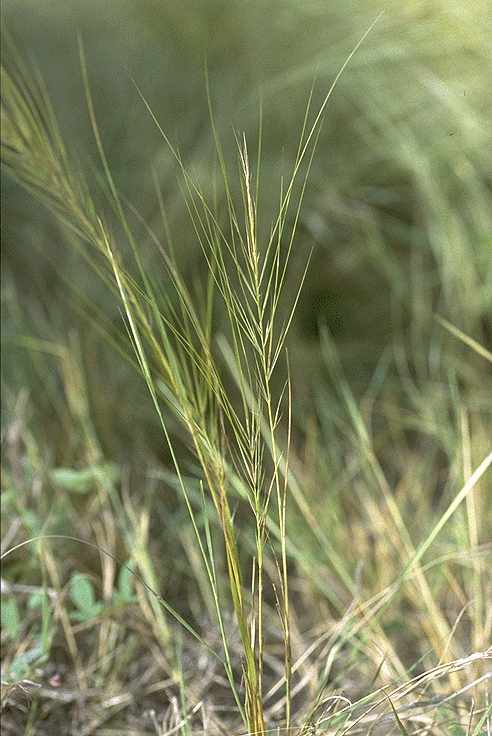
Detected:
[1,3,491,734]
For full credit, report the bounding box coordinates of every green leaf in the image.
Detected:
[69,573,103,621]
[21,509,43,534]
[51,467,94,493]
[28,591,53,653]
[1,597,21,639]
[114,562,137,604]
[28,590,48,609]
[8,645,45,682]
[70,573,96,610]
[51,463,120,494]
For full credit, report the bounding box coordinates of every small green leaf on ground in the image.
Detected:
[114,561,137,604]
[69,573,103,621]
[1,597,21,639]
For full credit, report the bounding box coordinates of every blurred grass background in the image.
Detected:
[1,1,492,734]
[3,1,491,434]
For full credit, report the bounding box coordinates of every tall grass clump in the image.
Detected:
[1,35,373,732]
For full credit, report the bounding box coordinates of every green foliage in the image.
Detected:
[113,562,137,606]
[1,590,53,683]
[5,644,46,683]
[69,573,104,621]
[1,598,20,640]
[51,464,120,494]
[68,565,136,621]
